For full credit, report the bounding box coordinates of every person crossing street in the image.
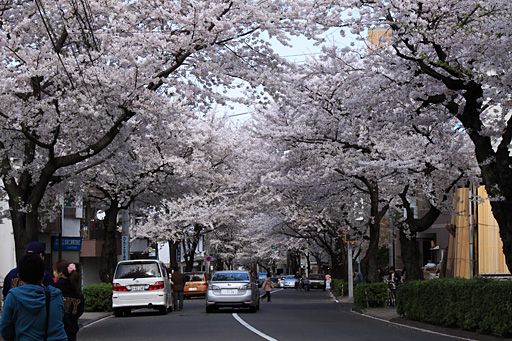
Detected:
[260,273,274,302]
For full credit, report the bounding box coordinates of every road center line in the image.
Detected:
[232,313,278,341]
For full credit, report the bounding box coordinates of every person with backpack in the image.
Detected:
[0,253,67,341]
[53,259,85,341]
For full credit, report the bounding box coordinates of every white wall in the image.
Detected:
[62,217,81,237]
[0,182,16,285]
[158,242,170,267]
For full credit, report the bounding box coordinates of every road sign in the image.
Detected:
[206,256,212,262]
[122,236,129,260]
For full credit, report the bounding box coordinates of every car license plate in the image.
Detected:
[131,285,145,291]
[221,289,238,295]
[189,287,197,291]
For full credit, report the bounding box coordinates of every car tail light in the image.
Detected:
[113,283,128,292]
[239,284,249,290]
[148,281,164,290]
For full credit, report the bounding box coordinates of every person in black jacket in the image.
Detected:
[171,268,186,311]
[53,259,84,341]
[2,241,54,299]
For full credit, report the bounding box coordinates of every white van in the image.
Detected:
[112,259,173,317]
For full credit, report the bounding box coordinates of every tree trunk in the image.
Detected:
[490,200,512,273]
[10,207,40,263]
[397,186,443,281]
[398,229,424,281]
[287,251,301,275]
[168,241,179,270]
[358,178,388,283]
[99,204,120,283]
[3,140,51,263]
[183,238,198,272]
[361,222,380,283]
[328,250,347,281]
[455,81,512,273]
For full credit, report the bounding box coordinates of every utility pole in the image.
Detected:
[389,219,394,268]
[121,208,130,261]
[348,242,354,302]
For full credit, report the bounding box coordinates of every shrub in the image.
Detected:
[83,283,113,312]
[330,278,347,297]
[354,282,388,309]
[397,278,512,337]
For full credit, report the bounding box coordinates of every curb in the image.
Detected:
[329,292,502,341]
[79,312,112,329]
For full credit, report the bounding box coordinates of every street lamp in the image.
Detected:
[345,228,357,302]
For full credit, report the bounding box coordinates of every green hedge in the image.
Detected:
[83,283,113,312]
[397,278,512,337]
[354,282,388,309]
[330,279,347,297]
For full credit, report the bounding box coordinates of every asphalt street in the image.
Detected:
[77,288,474,341]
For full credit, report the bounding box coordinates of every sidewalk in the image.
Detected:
[334,295,505,341]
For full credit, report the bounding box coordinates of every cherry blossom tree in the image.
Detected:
[343,0,512,271]
[0,0,346,260]
[246,36,478,281]
[133,113,257,271]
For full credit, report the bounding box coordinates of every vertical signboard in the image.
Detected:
[122,236,129,261]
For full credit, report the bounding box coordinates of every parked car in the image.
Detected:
[283,275,297,288]
[306,273,326,291]
[112,259,173,317]
[206,270,259,313]
[184,272,208,297]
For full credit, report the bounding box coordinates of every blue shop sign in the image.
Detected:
[52,237,82,251]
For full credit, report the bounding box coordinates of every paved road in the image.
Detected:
[78,288,462,341]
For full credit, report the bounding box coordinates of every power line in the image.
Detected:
[228,112,251,117]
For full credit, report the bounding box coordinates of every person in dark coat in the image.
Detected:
[53,259,85,341]
[2,241,54,299]
[171,268,186,311]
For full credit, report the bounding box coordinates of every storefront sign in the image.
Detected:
[52,237,82,251]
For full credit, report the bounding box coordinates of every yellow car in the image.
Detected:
[184,272,208,297]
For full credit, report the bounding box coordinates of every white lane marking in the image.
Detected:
[357,312,476,340]
[232,313,278,341]
[81,315,112,329]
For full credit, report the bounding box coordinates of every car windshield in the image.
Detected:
[115,262,161,279]
[185,274,204,282]
[309,275,323,280]
[285,275,295,279]
[212,272,249,282]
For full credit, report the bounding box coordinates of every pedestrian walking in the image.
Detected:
[260,273,274,302]
[171,267,186,311]
[0,253,67,341]
[294,272,300,290]
[386,267,400,306]
[53,260,84,341]
[354,271,364,285]
[325,273,331,290]
[2,241,54,299]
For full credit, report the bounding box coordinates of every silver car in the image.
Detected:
[206,270,260,313]
[283,275,297,288]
